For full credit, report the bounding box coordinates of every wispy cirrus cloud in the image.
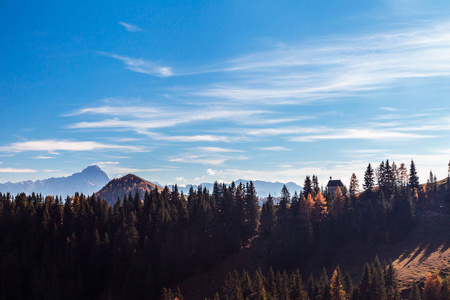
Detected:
[93,161,120,166]
[380,107,398,112]
[67,105,268,142]
[291,128,436,142]
[0,139,143,154]
[190,21,450,104]
[259,146,290,151]
[118,22,143,32]
[34,155,54,159]
[99,52,173,77]
[0,168,38,173]
[68,106,268,129]
[193,147,243,153]
[168,147,248,166]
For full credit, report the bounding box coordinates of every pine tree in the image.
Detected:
[385,262,400,300]
[278,186,290,229]
[363,163,375,192]
[318,268,331,300]
[267,267,278,299]
[409,160,420,190]
[304,176,313,197]
[349,173,359,200]
[409,281,422,300]
[398,163,408,187]
[281,185,291,206]
[253,268,268,300]
[241,270,253,299]
[245,181,260,234]
[331,187,345,220]
[343,272,353,298]
[369,257,386,300]
[290,269,307,300]
[306,274,317,300]
[261,195,275,237]
[359,263,372,300]
[377,161,386,189]
[313,175,320,195]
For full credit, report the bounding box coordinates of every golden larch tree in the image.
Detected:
[330,266,347,300]
[423,270,442,300]
[312,191,328,222]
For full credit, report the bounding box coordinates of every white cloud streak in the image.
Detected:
[99,52,172,77]
[0,140,143,154]
[168,147,248,166]
[191,21,450,104]
[291,128,436,142]
[118,22,143,32]
[193,147,243,153]
[259,146,290,151]
[0,168,38,173]
[68,106,267,130]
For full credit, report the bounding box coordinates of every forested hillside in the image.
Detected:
[1,160,449,299]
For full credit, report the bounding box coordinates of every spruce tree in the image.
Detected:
[349,173,359,200]
[261,195,275,237]
[409,160,420,190]
[303,176,313,197]
[359,263,372,299]
[409,281,422,300]
[363,163,375,192]
[244,181,260,234]
[313,175,320,194]
[318,268,331,300]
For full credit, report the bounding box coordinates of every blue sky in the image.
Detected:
[1,0,450,188]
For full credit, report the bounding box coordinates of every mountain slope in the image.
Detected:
[0,165,109,197]
[96,173,164,205]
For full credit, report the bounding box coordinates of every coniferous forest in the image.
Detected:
[1,160,450,299]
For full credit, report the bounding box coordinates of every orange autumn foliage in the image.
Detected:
[423,270,442,300]
[305,193,314,217]
[312,191,328,222]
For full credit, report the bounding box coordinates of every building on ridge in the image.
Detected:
[327,177,344,196]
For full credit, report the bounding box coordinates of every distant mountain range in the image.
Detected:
[0,165,109,197]
[173,179,302,198]
[0,165,302,202]
[96,173,164,205]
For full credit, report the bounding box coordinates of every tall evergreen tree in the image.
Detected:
[359,263,372,300]
[398,163,408,187]
[245,181,260,234]
[303,176,313,197]
[363,163,375,192]
[349,173,359,199]
[409,281,422,300]
[261,195,275,237]
[313,175,320,194]
[409,160,420,190]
